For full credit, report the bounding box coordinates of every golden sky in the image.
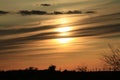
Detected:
[0,0,120,70]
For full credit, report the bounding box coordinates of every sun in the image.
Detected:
[59,33,70,36]
[56,27,71,32]
[56,38,72,44]
[55,27,73,44]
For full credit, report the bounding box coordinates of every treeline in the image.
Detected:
[0,65,119,80]
[0,10,96,15]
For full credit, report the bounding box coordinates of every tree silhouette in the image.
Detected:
[76,66,87,72]
[25,67,38,70]
[102,44,120,71]
[48,65,56,71]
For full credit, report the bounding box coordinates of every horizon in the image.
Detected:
[0,0,120,71]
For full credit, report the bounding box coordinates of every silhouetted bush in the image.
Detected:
[102,44,120,71]
[0,65,120,80]
[25,67,38,70]
[76,66,87,72]
[48,65,56,71]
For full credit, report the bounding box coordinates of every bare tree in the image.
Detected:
[102,44,120,71]
[76,65,87,72]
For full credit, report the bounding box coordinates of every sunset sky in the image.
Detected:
[0,0,120,70]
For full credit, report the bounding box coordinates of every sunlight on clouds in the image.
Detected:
[55,17,72,25]
[56,38,73,44]
[59,18,69,24]
[55,26,73,44]
[56,27,72,32]
[58,32,70,36]
[55,16,74,44]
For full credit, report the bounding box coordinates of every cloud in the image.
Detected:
[0,12,120,54]
[74,24,120,37]
[41,4,51,6]
[0,23,120,48]
[0,25,58,36]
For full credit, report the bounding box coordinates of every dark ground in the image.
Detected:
[0,69,119,80]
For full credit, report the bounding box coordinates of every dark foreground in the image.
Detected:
[0,69,119,80]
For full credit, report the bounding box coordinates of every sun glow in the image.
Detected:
[56,38,73,44]
[55,17,74,44]
[59,18,69,24]
[57,27,72,32]
[59,32,70,36]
